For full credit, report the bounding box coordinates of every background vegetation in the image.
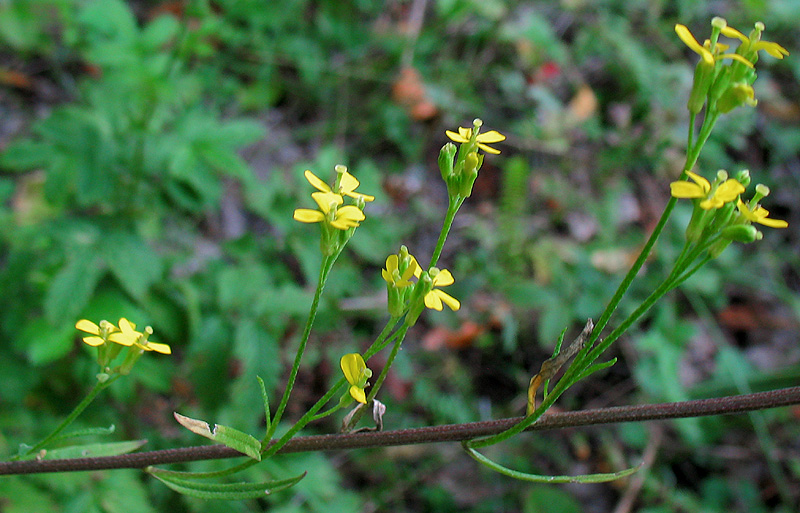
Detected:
[1,0,799,511]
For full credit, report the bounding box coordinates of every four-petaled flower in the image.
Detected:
[303,166,375,202]
[675,24,754,67]
[737,198,788,229]
[670,171,744,210]
[417,267,461,311]
[293,191,366,230]
[445,126,506,155]
[340,353,372,404]
[382,254,419,288]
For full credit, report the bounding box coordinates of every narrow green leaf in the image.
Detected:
[257,376,271,437]
[464,444,641,483]
[575,358,618,382]
[174,412,262,461]
[49,425,115,445]
[147,469,306,500]
[38,440,146,460]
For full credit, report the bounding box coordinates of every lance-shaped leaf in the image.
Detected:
[464,444,641,483]
[174,412,262,461]
[38,440,146,460]
[148,467,306,500]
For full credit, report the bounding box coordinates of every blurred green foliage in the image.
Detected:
[1,0,799,511]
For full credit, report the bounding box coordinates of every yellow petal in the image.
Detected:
[435,290,461,311]
[714,179,745,203]
[458,127,472,139]
[718,52,754,67]
[145,341,172,354]
[424,291,443,311]
[670,181,706,198]
[476,130,506,143]
[311,191,342,213]
[753,41,789,58]
[338,171,360,194]
[700,197,723,210]
[108,332,135,346]
[756,216,788,228]
[340,353,366,386]
[445,130,467,143]
[686,170,711,192]
[720,25,748,43]
[293,209,325,223]
[432,269,454,287]
[384,254,398,273]
[675,24,714,64]
[304,170,331,192]
[337,205,365,221]
[477,142,501,155]
[76,319,100,335]
[82,336,105,347]
[349,385,367,404]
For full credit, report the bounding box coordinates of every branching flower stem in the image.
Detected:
[268,252,338,439]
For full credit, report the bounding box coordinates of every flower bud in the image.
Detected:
[439,143,457,181]
[721,224,760,243]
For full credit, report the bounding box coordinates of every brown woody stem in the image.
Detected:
[3,386,798,476]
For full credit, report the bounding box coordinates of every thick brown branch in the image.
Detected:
[2,386,799,476]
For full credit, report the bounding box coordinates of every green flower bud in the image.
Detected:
[721,224,760,243]
[439,143,457,181]
[735,169,751,188]
[717,82,757,113]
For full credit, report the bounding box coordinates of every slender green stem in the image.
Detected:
[428,197,463,269]
[268,254,336,439]
[364,316,402,360]
[12,376,119,460]
[366,324,410,404]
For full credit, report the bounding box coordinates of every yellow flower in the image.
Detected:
[303,166,375,202]
[382,254,419,288]
[675,24,754,67]
[737,198,788,229]
[293,191,366,230]
[670,171,744,210]
[75,319,121,347]
[116,318,172,354]
[340,353,371,404]
[445,126,506,155]
[720,23,789,60]
[417,268,461,311]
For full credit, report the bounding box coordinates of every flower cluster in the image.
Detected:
[381,246,461,323]
[294,165,373,255]
[77,318,170,374]
[676,18,788,114]
[670,169,786,253]
[440,119,505,199]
